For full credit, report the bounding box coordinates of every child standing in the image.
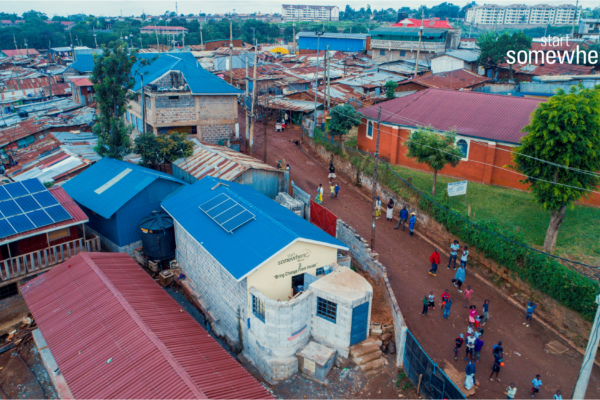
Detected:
[526,301,537,325]
[531,375,543,398]
[441,289,450,313]
[334,183,340,198]
[329,182,335,198]
[461,245,469,267]
[454,334,464,361]
[422,295,429,316]
[474,336,484,363]
[448,239,460,270]
[443,298,453,319]
[428,291,435,310]
[463,285,473,308]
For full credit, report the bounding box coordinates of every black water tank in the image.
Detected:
[140,211,176,261]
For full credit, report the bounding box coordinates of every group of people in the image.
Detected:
[315,164,340,204]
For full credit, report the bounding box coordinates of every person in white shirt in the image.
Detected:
[461,245,469,267]
[448,240,460,270]
[553,390,562,400]
[506,383,517,399]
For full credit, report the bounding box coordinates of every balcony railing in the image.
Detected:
[0,237,101,283]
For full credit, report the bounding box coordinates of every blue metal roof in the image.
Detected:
[63,158,186,219]
[161,176,347,281]
[132,53,242,95]
[70,55,95,73]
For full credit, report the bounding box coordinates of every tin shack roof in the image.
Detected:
[62,157,187,219]
[21,252,271,399]
[173,140,281,182]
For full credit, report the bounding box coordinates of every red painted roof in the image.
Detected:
[0,186,88,245]
[403,69,492,90]
[359,88,544,144]
[69,77,93,87]
[2,49,41,57]
[21,252,271,399]
[393,18,454,29]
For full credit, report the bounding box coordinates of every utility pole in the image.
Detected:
[249,44,258,155]
[141,74,146,134]
[229,20,234,85]
[413,10,424,78]
[312,31,324,137]
[200,24,203,48]
[292,22,296,54]
[155,24,160,52]
[370,107,382,251]
[571,0,579,37]
[572,294,600,399]
[245,53,250,141]
[326,44,331,111]
[24,39,29,60]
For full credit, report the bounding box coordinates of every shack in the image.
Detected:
[63,158,187,255]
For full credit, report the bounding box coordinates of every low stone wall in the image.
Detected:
[85,226,141,258]
[336,219,407,368]
[308,138,594,348]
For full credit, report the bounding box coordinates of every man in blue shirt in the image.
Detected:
[408,212,416,237]
[447,240,460,270]
[526,302,537,322]
[394,206,409,230]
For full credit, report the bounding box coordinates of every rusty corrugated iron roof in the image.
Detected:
[403,69,492,90]
[173,141,281,182]
[21,252,272,399]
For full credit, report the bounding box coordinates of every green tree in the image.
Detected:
[329,104,361,145]
[478,31,531,80]
[513,85,600,253]
[22,10,48,21]
[134,131,194,168]
[404,128,463,197]
[499,31,532,79]
[91,42,138,159]
[385,80,398,99]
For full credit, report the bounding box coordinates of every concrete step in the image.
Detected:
[365,366,386,378]
[359,357,386,372]
[350,342,381,358]
[352,349,382,365]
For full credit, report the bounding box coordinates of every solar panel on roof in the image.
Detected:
[0,178,72,240]
[199,193,255,233]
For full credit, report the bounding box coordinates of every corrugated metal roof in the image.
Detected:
[70,77,93,87]
[62,158,187,219]
[358,88,544,144]
[436,50,480,63]
[258,96,321,111]
[21,252,271,399]
[173,140,280,182]
[0,186,88,245]
[161,177,348,281]
[296,32,369,39]
[404,69,491,90]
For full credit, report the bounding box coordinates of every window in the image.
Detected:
[316,267,325,276]
[0,283,18,300]
[400,50,406,57]
[457,139,469,159]
[317,297,337,323]
[379,49,385,56]
[252,294,265,322]
[48,227,71,242]
[367,121,373,139]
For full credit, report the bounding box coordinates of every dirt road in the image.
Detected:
[241,113,600,399]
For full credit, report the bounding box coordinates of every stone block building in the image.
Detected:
[162,176,373,383]
[124,53,242,144]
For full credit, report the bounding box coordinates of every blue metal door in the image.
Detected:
[350,302,370,346]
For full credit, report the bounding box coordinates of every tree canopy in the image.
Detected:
[329,104,361,143]
[404,128,463,197]
[384,81,398,99]
[134,131,194,168]
[513,85,600,252]
[477,31,531,79]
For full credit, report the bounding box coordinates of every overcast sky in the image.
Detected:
[2,0,594,18]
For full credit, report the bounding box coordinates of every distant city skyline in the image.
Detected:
[2,0,595,18]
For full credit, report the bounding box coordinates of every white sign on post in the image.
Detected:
[447,181,468,197]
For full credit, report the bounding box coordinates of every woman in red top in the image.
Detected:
[429,249,441,276]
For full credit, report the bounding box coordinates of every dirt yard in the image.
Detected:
[241,111,600,399]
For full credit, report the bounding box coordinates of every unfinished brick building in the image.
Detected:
[125,53,242,144]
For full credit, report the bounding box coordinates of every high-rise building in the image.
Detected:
[466,4,580,25]
[281,5,340,22]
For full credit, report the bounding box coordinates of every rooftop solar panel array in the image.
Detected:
[0,179,72,240]
[199,193,255,233]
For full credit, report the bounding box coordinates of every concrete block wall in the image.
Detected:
[174,222,247,351]
[200,124,235,144]
[85,226,141,257]
[309,280,372,358]
[336,219,408,367]
[153,71,187,88]
[245,287,312,383]
[197,96,237,121]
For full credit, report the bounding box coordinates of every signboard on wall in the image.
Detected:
[447,181,468,197]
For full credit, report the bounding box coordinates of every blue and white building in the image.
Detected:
[162,176,373,383]
[297,32,370,52]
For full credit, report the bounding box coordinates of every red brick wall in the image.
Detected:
[357,118,600,206]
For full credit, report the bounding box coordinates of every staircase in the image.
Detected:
[350,338,387,378]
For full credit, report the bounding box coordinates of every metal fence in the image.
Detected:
[403,330,466,400]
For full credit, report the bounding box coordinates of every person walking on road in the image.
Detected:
[421,295,429,316]
[452,265,466,292]
[315,184,323,204]
[461,246,469,267]
[408,212,416,236]
[375,196,382,219]
[429,249,441,276]
[454,334,464,360]
[465,360,477,390]
[448,239,460,270]
[441,289,450,313]
[474,336,484,363]
[395,206,408,230]
[328,163,336,182]
[443,298,453,319]
[386,198,395,221]
[465,333,476,361]
[506,383,517,400]
[489,351,503,381]
[482,300,490,325]
[463,285,473,308]
[531,375,542,398]
[334,183,340,199]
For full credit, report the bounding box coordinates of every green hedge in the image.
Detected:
[337,145,599,322]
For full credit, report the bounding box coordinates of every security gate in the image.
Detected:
[350,302,370,346]
[310,200,337,237]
